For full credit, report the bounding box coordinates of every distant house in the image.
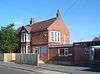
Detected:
[16,10,70,63]
[93,35,100,41]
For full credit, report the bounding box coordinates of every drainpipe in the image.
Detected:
[35,48,39,66]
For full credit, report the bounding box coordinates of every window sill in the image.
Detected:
[59,55,68,57]
[59,54,72,57]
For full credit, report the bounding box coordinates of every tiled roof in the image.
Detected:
[24,25,32,33]
[16,25,31,34]
[16,17,57,34]
[48,42,73,48]
[30,17,56,32]
[16,27,22,34]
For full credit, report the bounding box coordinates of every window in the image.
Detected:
[21,32,26,42]
[32,47,36,54]
[84,48,90,54]
[51,32,54,41]
[64,49,68,56]
[26,33,30,42]
[28,46,30,53]
[40,46,48,53]
[28,34,30,41]
[21,46,26,53]
[55,32,57,41]
[21,32,30,42]
[50,31,60,42]
[58,32,60,41]
[58,48,68,56]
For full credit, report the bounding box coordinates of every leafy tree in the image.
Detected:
[0,24,17,53]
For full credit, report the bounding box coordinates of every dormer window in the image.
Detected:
[50,31,60,42]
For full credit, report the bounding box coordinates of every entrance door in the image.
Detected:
[33,46,48,63]
[39,46,48,61]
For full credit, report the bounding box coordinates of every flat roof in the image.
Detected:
[49,43,73,48]
[74,41,100,46]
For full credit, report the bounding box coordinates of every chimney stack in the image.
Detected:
[56,9,61,18]
[30,18,35,24]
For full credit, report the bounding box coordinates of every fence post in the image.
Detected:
[35,49,39,66]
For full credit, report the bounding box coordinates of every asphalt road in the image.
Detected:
[0,62,66,74]
[0,65,42,74]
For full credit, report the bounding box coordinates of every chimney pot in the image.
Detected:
[30,18,34,24]
[56,9,61,19]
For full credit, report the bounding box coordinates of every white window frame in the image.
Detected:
[21,32,30,42]
[26,33,30,42]
[51,31,54,42]
[21,46,26,53]
[58,48,69,57]
[21,32,26,42]
[32,47,36,54]
[28,34,30,42]
[57,32,60,42]
[50,31,60,42]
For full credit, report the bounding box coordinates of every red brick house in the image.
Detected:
[16,10,70,63]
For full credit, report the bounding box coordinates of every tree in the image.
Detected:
[0,24,17,53]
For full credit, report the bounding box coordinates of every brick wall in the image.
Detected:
[48,18,70,44]
[31,31,48,45]
[48,48,58,61]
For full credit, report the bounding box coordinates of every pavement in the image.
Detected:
[0,61,100,74]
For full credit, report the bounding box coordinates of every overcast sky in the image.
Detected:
[0,0,99,42]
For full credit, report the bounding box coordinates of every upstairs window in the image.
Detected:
[50,31,60,42]
[21,32,30,42]
[21,32,26,42]
[26,33,30,42]
[51,32,54,41]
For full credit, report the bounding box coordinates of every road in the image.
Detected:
[0,61,100,74]
[0,62,67,74]
[0,64,42,74]
[39,64,100,74]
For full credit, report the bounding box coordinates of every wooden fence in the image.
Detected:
[0,53,4,61]
[15,53,37,65]
[0,53,37,65]
[0,53,15,62]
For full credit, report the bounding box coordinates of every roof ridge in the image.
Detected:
[32,17,56,25]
